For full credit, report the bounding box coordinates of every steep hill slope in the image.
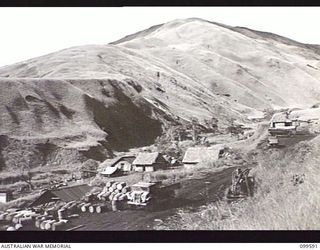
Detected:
[0,78,164,171]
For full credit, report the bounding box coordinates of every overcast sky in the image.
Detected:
[0,7,319,67]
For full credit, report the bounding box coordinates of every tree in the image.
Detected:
[155,132,183,159]
[170,125,186,141]
[204,117,219,133]
[3,146,35,191]
[18,156,34,191]
[81,159,99,171]
[227,120,244,139]
[191,117,199,142]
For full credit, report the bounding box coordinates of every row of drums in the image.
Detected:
[97,181,130,202]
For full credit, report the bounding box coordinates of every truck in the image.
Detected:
[126,181,178,210]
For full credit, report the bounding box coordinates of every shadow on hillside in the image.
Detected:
[84,85,162,152]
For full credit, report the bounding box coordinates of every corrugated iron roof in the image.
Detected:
[29,184,93,207]
[99,155,135,170]
[51,184,93,202]
[132,152,160,165]
[100,166,118,176]
[182,145,224,164]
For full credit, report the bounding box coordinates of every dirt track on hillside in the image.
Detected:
[69,167,236,231]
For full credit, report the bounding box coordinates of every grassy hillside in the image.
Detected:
[155,135,320,230]
[117,18,320,109]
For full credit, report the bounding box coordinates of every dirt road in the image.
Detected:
[69,167,236,231]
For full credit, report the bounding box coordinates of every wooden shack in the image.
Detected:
[132,152,168,172]
[29,184,92,207]
[182,145,225,168]
[269,112,299,135]
[99,155,136,177]
[270,112,293,128]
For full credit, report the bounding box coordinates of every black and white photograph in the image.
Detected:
[0,6,320,236]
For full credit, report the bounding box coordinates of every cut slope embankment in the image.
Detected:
[0,78,163,172]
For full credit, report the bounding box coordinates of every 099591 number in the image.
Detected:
[300,244,318,248]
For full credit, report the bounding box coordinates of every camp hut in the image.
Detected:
[269,112,299,135]
[112,155,135,172]
[132,152,168,172]
[270,112,294,129]
[29,184,93,207]
[0,190,13,203]
[182,145,225,168]
[99,155,136,177]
